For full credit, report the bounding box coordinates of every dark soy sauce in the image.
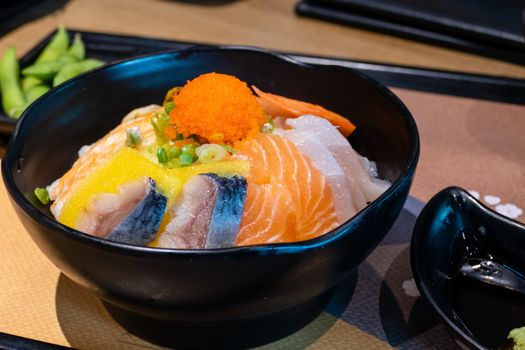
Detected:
[450,273,525,349]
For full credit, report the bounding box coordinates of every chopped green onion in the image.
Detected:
[167,145,181,159]
[261,118,276,133]
[179,153,194,167]
[157,147,168,164]
[196,144,227,163]
[164,101,175,114]
[221,145,237,154]
[34,187,50,205]
[151,111,170,144]
[125,126,142,147]
[261,122,274,133]
[181,144,195,157]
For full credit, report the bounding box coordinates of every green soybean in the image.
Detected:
[68,33,85,60]
[25,85,50,104]
[0,47,26,118]
[35,25,69,64]
[22,54,77,81]
[53,58,104,87]
[21,76,43,93]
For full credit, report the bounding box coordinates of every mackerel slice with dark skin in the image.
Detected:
[106,178,167,246]
[205,174,247,249]
[158,174,247,249]
[76,177,167,246]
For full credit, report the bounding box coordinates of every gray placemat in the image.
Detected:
[259,196,458,349]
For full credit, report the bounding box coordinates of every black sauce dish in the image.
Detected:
[411,187,525,350]
[2,46,419,347]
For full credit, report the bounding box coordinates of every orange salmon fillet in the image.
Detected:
[236,133,340,246]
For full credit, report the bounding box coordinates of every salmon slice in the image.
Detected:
[252,86,356,137]
[49,105,161,217]
[235,133,340,246]
[275,128,357,223]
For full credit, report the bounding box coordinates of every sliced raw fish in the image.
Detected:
[275,128,357,223]
[50,104,162,217]
[76,177,167,246]
[252,86,356,136]
[205,174,248,248]
[286,115,390,206]
[236,133,340,246]
[157,174,247,249]
[157,175,216,249]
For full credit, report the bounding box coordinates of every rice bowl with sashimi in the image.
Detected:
[39,72,390,249]
[3,47,419,336]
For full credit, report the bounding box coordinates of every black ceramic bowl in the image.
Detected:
[2,47,418,346]
[411,187,525,350]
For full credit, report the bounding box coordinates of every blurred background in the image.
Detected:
[1,0,524,78]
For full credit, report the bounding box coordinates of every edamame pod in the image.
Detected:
[53,58,104,87]
[21,76,43,93]
[68,34,85,60]
[22,54,77,81]
[25,85,50,104]
[0,47,26,118]
[35,25,69,64]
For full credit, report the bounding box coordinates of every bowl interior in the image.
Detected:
[6,46,417,245]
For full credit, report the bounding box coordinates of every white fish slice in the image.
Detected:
[286,115,389,206]
[275,128,357,223]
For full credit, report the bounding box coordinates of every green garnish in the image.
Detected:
[167,145,181,159]
[181,144,195,158]
[221,145,237,154]
[151,110,170,144]
[179,153,194,166]
[34,187,49,205]
[125,126,142,147]
[164,101,175,114]
[156,147,168,164]
[196,144,227,163]
[261,119,275,133]
[268,118,276,128]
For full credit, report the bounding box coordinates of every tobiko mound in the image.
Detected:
[40,72,390,248]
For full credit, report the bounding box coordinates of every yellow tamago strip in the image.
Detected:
[58,147,249,230]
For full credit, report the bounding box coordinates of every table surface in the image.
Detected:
[0,0,524,349]
[2,0,525,79]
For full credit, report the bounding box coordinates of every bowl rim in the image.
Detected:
[2,45,420,256]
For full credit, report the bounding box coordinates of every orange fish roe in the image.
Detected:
[169,73,267,144]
